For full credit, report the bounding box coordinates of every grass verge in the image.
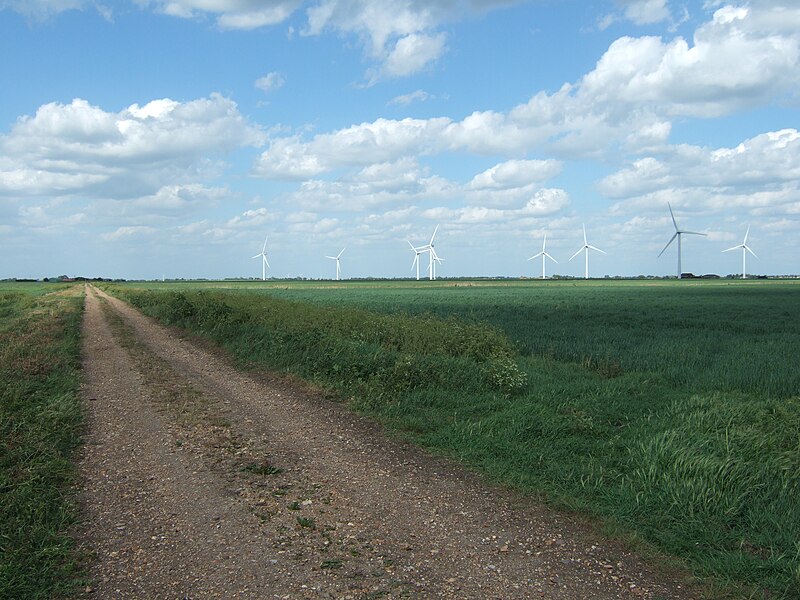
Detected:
[0,285,85,599]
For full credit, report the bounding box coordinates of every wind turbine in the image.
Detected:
[408,225,443,280]
[252,235,270,281]
[569,224,605,279]
[528,233,558,279]
[408,241,423,280]
[325,247,345,281]
[658,203,707,278]
[723,225,757,279]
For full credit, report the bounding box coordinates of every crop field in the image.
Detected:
[0,283,85,598]
[105,278,800,598]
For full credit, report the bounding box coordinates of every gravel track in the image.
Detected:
[76,285,698,599]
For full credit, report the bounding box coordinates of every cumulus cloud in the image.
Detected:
[255,71,286,94]
[467,159,563,191]
[372,31,447,82]
[252,2,800,180]
[421,188,569,224]
[601,129,800,219]
[123,1,524,80]
[599,129,800,198]
[0,94,263,200]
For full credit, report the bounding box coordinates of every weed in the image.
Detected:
[321,559,342,569]
[296,517,316,529]
[240,462,283,476]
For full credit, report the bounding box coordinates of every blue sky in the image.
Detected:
[1,0,798,280]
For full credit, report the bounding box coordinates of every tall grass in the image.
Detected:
[234,280,800,399]
[0,285,85,599]
[106,282,800,598]
[116,288,528,399]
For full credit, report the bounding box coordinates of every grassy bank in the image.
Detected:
[0,285,85,599]
[107,282,800,598]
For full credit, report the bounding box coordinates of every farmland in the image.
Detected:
[105,278,800,598]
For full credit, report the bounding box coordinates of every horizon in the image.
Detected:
[1,1,798,280]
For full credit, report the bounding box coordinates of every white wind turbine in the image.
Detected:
[408,241,423,280]
[658,203,707,278]
[252,235,270,281]
[528,233,558,279]
[325,247,345,281]
[569,224,605,279]
[723,225,757,279]
[408,225,443,280]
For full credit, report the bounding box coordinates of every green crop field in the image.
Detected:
[104,279,800,598]
[0,283,85,599]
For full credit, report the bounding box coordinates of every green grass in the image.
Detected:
[0,284,85,599]
[103,280,800,598]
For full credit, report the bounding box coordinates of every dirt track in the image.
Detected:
[76,285,697,598]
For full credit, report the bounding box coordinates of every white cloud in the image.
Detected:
[467,159,563,191]
[1,0,88,20]
[0,94,263,200]
[421,188,569,224]
[388,89,432,106]
[136,0,301,29]
[100,225,158,242]
[127,1,524,80]
[255,71,286,94]
[374,32,447,82]
[251,2,800,179]
[599,129,800,199]
[618,0,670,25]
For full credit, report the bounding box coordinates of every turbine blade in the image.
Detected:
[683,230,707,236]
[252,254,261,259]
[587,245,606,254]
[582,223,587,245]
[542,233,547,251]
[407,240,418,251]
[668,202,678,231]
[262,236,268,252]
[263,256,270,268]
[338,247,346,258]
[429,224,439,245]
[325,256,336,260]
[743,225,750,244]
[569,248,583,261]
[745,246,757,258]
[658,233,678,257]
[544,252,558,263]
[722,245,739,253]
[529,251,543,260]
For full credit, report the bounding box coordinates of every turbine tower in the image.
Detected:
[658,203,706,278]
[325,248,345,281]
[252,235,270,281]
[528,233,558,279]
[723,225,757,279]
[569,224,605,279]
[408,241,423,280]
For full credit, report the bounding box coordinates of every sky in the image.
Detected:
[1,0,798,280]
